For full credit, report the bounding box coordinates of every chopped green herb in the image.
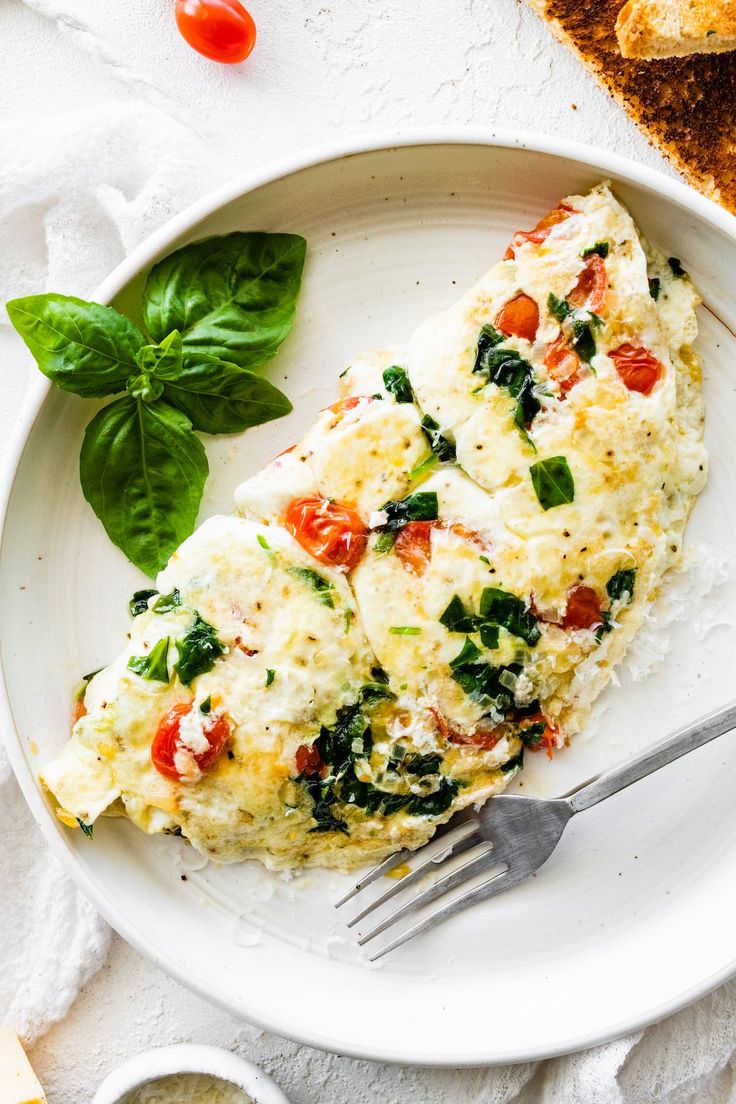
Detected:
[403,752,443,777]
[174,615,224,686]
[389,626,422,635]
[153,589,181,613]
[382,491,439,530]
[439,595,483,633]
[382,364,414,403]
[668,257,686,278]
[570,316,599,364]
[257,533,271,551]
[479,554,490,564]
[473,327,539,447]
[582,241,610,258]
[200,695,212,714]
[519,722,546,748]
[127,636,171,683]
[408,453,438,481]
[129,588,157,617]
[77,818,94,838]
[361,680,396,705]
[530,455,575,511]
[449,636,482,668]
[649,277,661,301]
[265,668,275,687]
[480,587,540,645]
[479,623,500,650]
[288,566,335,607]
[344,608,354,633]
[421,414,456,462]
[374,530,396,555]
[606,568,636,604]
[547,293,571,323]
[451,659,522,716]
[707,28,716,35]
[501,749,524,773]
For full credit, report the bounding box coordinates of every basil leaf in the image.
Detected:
[128,636,170,682]
[606,568,636,603]
[135,330,183,380]
[382,364,414,403]
[582,241,610,258]
[530,455,575,511]
[449,636,482,668]
[126,373,164,404]
[479,587,540,645]
[162,353,292,434]
[421,414,456,462]
[129,589,157,617]
[174,614,224,686]
[570,317,597,364]
[649,277,661,301]
[6,294,145,397]
[382,491,439,530]
[153,589,181,613]
[472,331,539,444]
[288,566,335,607]
[547,293,571,323]
[143,232,307,369]
[439,595,483,634]
[79,396,208,578]
[479,623,500,650]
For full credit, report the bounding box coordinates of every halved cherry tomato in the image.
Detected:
[175,0,256,64]
[609,344,662,396]
[568,254,608,312]
[152,702,230,783]
[284,496,368,571]
[562,586,604,630]
[504,203,577,260]
[519,711,559,760]
[295,743,325,778]
[544,333,582,392]
[394,520,437,575]
[494,293,539,343]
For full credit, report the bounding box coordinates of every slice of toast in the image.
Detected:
[616,0,736,59]
[526,0,736,213]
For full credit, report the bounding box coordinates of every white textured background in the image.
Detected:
[1,1,689,1101]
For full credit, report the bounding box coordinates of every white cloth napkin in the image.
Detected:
[2,99,736,1103]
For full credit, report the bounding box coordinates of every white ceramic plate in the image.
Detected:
[2,131,736,1066]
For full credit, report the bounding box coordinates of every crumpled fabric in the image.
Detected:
[1,99,736,1103]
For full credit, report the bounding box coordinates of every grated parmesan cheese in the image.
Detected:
[121,1072,253,1104]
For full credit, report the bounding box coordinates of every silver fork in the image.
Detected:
[336,701,736,960]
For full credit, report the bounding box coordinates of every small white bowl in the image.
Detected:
[91,1044,290,1104]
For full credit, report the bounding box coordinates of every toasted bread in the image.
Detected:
[526,0,736,213]
[617,0,736,58]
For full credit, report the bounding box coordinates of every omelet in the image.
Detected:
[42,184,707,870]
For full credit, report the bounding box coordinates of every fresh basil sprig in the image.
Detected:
[7,231,306,578]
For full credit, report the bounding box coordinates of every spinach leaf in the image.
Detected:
[472,329,539,444]
[288,566,335,607]
[143,232,306,369]
[6,294,145,397]
[174,614,224,686]
[449,636,482,668]
[127,636,170,683]
[316,703,369,771]
[668,257,686,278]
[450,660,522,715]
[153,589,181,613]
[305,778,348,834]
[480,587,541,645]
[649,277,661,301]
[439,595,483,634]
[129,589,157,617]
[472,324,504,372]
[421,414,456,462]
[410,778,457,816]
[582,241,610,258]
[163,353,292,434]
[501,749,524,773]
[606,568,637,603]
[382,364,414,403]
[361,681,396,706]
[382,491,439,530]
[200,695,212,714]
[79,396,208,578]
[530,455,575,511]
[519,722,547,748]
[404,752,443,776]
[479,623,500,650]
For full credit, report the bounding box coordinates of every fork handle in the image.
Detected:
[566,701,736,815]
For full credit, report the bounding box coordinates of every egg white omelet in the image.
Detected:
[42,184,707,870]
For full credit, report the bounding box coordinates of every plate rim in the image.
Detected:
[3,125,736,1066]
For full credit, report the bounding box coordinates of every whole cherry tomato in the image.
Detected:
[175,0,256,64]
[284,496,368,571]
[494,292,540,343]
[152,702,230,782]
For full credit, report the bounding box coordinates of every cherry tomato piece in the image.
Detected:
[152,702,230,782]
[72,697,87,726]
[609,343,662,396]
[448,726,503,750]
[295,743,325,778]
[562,586,604,630]
[568,254,608,313]
[394,520,437,575]
[323,395,376,423]
[175,0,256,65]
[284,496,368,571]
[494,293,540,343]
[519,711,559,760]
[504,203,577,260]
[544,333,582,392]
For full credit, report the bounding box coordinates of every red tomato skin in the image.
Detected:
[151,702,230,782]
[284,496,368,571]
[568,254,608,313]
[544,333,582,392]
[72,697,87,726]
[175,0,256,64]
[609,344,663,396]
[448,726,503,750]
[520,711,559,760]
[494,293,540,343]
[394,521,436,575]
[295,744,325,778]
[562,586,604,630]
[504,204,577,260]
